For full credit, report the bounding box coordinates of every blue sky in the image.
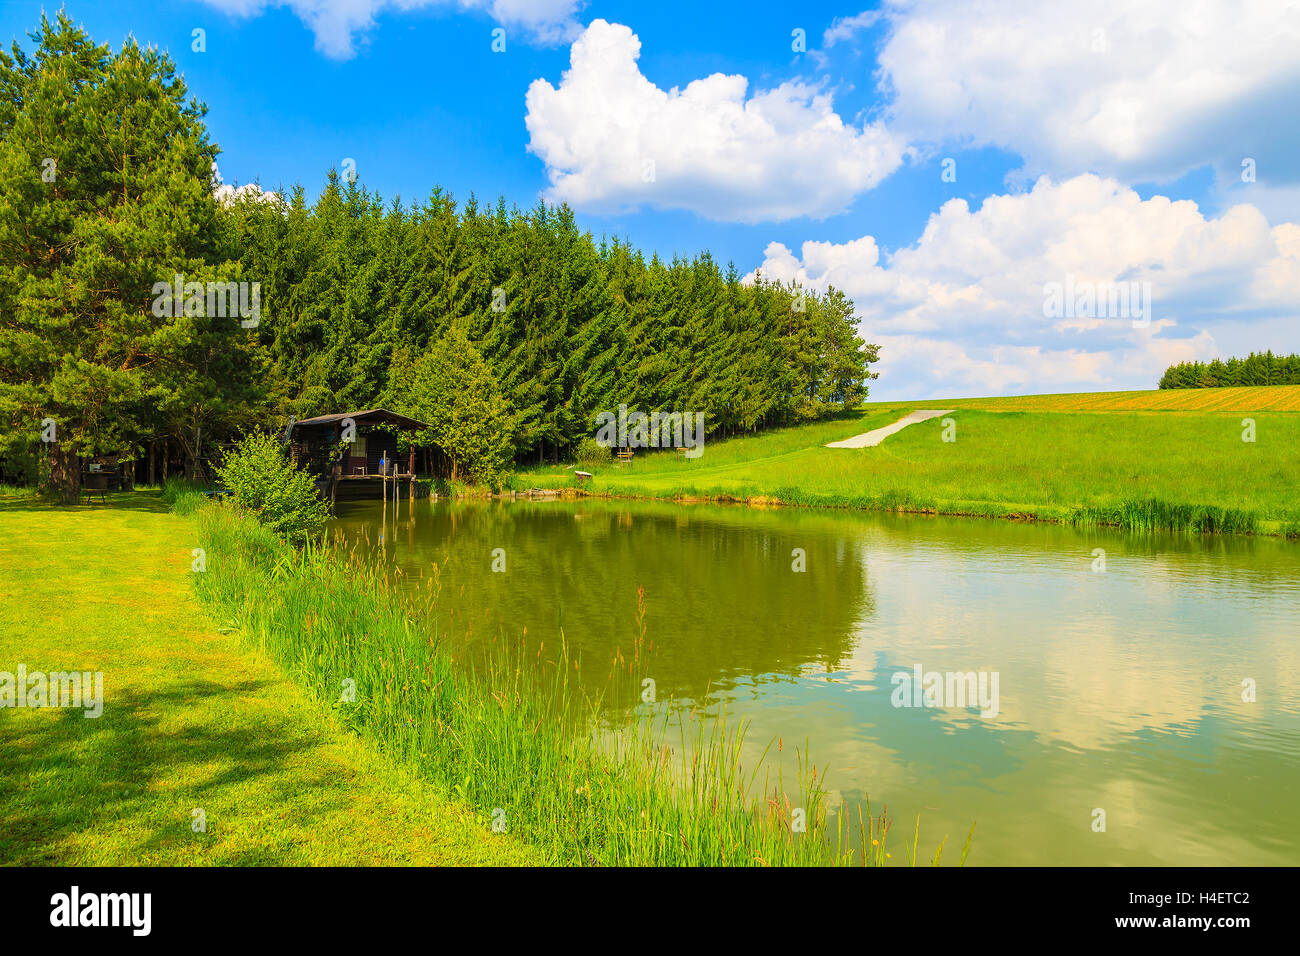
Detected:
[5,1,989,259]
[6,1,1299,399]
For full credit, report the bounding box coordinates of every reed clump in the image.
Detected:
[1070,497,1258,534]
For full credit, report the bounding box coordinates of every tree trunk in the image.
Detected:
[148,440,156,487]
[48,444,80,504]
[192,422,202,483]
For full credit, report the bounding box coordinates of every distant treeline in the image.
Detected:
[0,14,877,496]
[1158,352,1300,389]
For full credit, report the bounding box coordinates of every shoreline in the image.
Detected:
[447,484,1298,539]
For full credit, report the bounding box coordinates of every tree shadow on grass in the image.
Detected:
[0,677,371,865]
[0,491,174,515]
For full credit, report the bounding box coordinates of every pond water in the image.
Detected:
[332,496,1300,865]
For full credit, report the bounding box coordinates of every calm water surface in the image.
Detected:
[333,497,1300,865]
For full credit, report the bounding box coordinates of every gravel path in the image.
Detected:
[825,409,955,448]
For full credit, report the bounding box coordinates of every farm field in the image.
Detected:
[877,384,1300,412]
[521,387,1300,534]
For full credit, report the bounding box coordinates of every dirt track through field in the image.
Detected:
[825,409,955,448]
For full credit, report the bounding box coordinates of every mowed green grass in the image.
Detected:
[521,388,1300,532]
[0,492,544,865]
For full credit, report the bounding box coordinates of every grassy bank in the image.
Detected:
[190,500,928,866]
[0,491,543,865]
[520,387,1300,536]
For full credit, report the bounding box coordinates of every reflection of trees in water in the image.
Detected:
[333,499,875,708]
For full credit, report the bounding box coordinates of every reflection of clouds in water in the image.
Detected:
[828,529,1300,753]
[756,522,1300,863]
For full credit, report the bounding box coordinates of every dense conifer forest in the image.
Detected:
[0,14,877,493]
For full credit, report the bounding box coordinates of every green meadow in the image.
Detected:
[0,492,543,865]
[521,388,1300,535]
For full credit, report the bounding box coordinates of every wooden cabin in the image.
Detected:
[287,408,434,501]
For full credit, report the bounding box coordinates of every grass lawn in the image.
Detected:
[0,491,544,865]
[519,387,1300,533]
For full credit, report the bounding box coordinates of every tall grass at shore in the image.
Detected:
[1069,498,1258,534]
[191,503,912,865]
[160,475,206,514]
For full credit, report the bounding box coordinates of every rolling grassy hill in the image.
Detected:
[519,387,1300,535]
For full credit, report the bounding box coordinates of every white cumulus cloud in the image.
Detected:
[524,20,906,223]
[876,0,1300,189]
[211,162,283,206]
[822,11,881,48]
[198,0,583,59]
[749,174,1300,398]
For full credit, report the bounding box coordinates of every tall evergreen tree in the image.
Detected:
[0,13,261,497]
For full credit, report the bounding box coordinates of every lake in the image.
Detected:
[332,496,1300,865]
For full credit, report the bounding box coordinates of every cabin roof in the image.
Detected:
[291,408,431,432]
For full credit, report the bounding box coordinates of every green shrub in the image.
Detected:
[213,432,330,543]
[575,436,612,467]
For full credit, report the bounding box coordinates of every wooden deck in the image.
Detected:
[319,473,421,502]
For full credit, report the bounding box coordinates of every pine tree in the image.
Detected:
[0,13,259,497]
